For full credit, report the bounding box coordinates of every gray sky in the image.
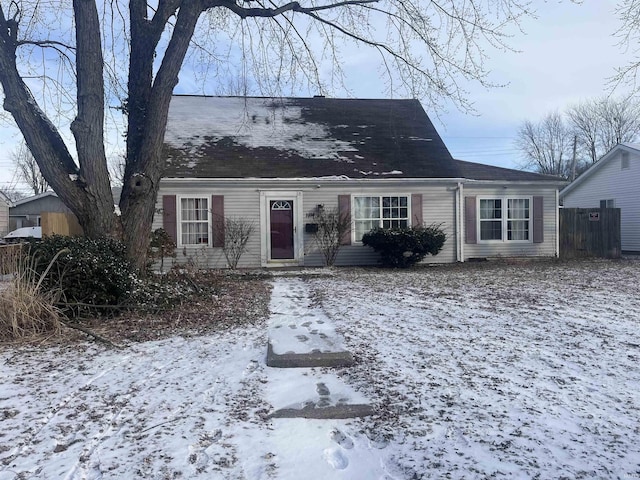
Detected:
[438,0,633,169]
[0,0,634,193]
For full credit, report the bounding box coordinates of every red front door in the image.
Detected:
[270,200,294,260]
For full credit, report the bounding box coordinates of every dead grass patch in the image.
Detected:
[0,247,64,340]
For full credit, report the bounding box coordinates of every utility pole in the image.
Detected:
[570,135,578,181]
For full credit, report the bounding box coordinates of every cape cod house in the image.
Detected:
[154,96,565,268]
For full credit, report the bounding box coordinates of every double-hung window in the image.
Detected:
[479,197,531,242]
[353,195,410,241]
[179,197,210,245]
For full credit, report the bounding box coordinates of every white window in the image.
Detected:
[622,151,630,170]
[479,199,502,241]
[353,195,410,241]
[479,197,530,242]
[600,199,615,208]
[179,197,210,245]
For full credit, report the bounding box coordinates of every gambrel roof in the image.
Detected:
[454,159,563,182]
[163,96,459,179]
[162,95,564,184]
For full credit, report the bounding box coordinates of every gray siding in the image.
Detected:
[155,181,460,269]
[153,187,262,269]
[301,185,457,266]
[462,185,559,260]
[562,150,640,252]
[10,196,71,216]
[10,195,74,230]
[155,179,559,269]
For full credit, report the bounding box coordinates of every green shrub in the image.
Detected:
[26,236,136,316]
[127,270,211,313]
[362,224,447,268]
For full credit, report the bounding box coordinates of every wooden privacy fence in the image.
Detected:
[559,208,621,259]
[41,212,83,237]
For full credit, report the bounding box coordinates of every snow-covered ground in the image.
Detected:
[1,258,640,479]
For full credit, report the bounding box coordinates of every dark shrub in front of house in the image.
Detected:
[26,235,136,317]
[362,224,447,268]
[25,235,213,318]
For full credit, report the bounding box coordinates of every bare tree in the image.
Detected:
[516,112,573,177]
[0,188,26,203]
[11,142,48,195]
[108,155,126,187]
[0,0,536,269]
[566,100,601,164]
[613,1,640,91]
[307,206,350,266]
[560,96,640,167]
[222,217,254,269]
[597,97,640,152]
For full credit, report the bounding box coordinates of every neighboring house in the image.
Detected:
[9,191,72,231]
[155,96,566,268]
[560,143,640,254]
[0,191,11,238]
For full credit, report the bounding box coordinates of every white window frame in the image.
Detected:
[477,196,533,243]
[177,195,211,247]
[621,151,630,170]
[600,199,615,208]
[352,194,411,243]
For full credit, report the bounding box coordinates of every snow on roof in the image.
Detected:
[163,96,460,179]
[165,97,359,164]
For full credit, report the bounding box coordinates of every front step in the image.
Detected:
[267,380,375,419]
[266,342,355,368]
[269,402,375,419]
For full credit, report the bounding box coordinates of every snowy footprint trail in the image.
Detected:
[260,277,396,479]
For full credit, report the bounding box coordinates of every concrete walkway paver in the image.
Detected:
[265,277,373,419]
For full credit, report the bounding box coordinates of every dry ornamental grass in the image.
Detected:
[0,244,63,340]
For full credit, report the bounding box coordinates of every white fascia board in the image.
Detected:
[160,177,466,189]
[160,177,566,189]
[460,179,567,187]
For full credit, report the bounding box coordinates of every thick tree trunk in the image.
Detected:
[120,3,203,269]
[70,0,119,239]
[0,3,117,240]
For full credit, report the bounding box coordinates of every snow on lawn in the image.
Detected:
[1,258,640,479]
[312,258,640,479]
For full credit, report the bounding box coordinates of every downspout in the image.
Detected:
[457,182,464,262]
[555,188,560,258]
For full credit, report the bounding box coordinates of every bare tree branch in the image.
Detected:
[11,142,49,195]
[0,0,539,268]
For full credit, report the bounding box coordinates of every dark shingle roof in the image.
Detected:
[454,159,564,182]
[163,96,459,179]
[162,95,564,183]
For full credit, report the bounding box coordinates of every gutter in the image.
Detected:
[161,177,567,188]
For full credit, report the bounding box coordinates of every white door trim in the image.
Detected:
[259,191,304,267]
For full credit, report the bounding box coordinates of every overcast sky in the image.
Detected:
[0,0,634,193]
